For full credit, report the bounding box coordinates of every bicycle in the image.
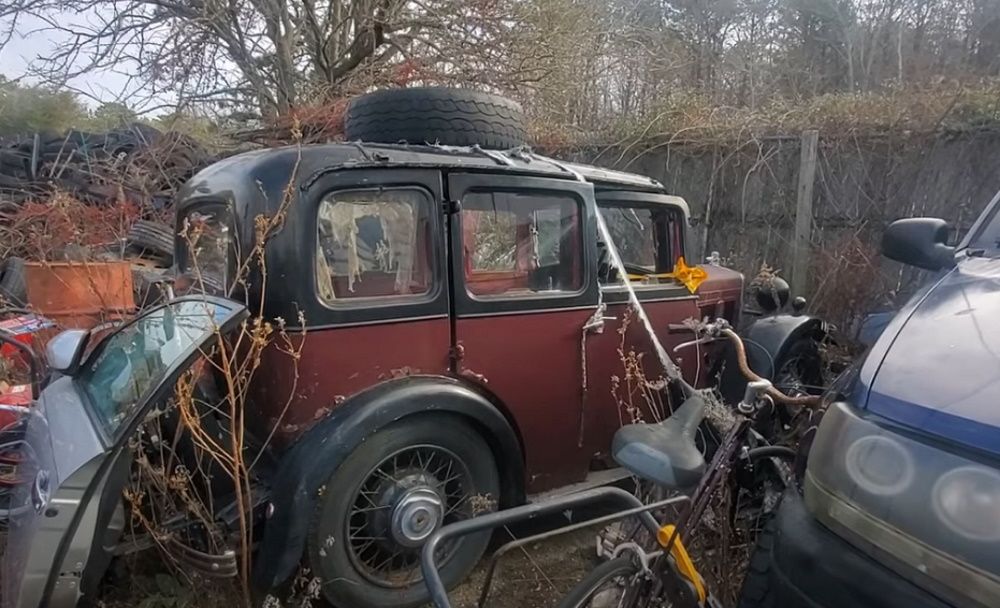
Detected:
[0,309,43,525]
[420,318,822,608]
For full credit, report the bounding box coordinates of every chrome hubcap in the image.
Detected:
[390,487,444,547]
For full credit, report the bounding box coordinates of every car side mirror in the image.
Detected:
[881,218,956,271]
[45,329,90,375]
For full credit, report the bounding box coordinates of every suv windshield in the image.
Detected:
[77,299,237,439]
[968,199,1000,254]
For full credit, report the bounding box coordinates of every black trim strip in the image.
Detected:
[294,313,450,332]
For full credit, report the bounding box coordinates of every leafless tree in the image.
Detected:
[0,0,539,116]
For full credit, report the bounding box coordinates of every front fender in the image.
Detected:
[253,375,525,590]
[719,314,826,402]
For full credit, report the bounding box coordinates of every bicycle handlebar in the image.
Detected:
[675,318,821,408]
[720,327,821,407]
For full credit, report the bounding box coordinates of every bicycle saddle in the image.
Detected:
[611,392,707,490]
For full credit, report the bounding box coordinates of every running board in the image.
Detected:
[527,468,633,503]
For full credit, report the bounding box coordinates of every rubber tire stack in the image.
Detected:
[0,257,26,305]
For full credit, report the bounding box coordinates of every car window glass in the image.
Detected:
[462,191,582,297]
[968,202,1000,253]
[602,206,658,271]
[180,206,232,290]
[316,188,433,303]
[598,204,682,285]
[78,300,233,439]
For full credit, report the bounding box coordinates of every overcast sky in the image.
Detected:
[1,13,157,111]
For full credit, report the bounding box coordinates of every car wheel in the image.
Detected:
[344,87,527,150]
[307,414,500,608]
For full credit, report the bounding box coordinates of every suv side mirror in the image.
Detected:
[881,218,956,271]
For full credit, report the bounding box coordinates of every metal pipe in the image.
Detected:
[476,493,689,608]
[421,486,662,608]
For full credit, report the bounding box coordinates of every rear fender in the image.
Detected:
[253,375,525,590]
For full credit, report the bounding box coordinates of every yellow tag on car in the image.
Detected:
[625,257,708,293]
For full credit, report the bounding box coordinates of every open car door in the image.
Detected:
[3,296,247,608]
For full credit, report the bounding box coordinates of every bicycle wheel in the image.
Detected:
[557,557,647,608]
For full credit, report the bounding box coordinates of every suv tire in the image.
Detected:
[344,87,527,149]
[307,414,500,608]
[737,512,777,608]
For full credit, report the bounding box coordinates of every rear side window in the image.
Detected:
[316,188,433,303]
[461,191,582,297]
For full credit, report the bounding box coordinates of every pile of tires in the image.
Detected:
[0,125,211,209]
[0,257,26,305]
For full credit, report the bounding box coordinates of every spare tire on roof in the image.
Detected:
[344,87,527,150]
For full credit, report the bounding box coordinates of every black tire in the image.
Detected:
[344,87,527,149]
[737,513,777,608]
[557,557,644,608]
[127,220,175,263]
[307,414,500,608]
[0,257,27,304]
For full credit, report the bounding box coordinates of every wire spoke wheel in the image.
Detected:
[345,444,475,588]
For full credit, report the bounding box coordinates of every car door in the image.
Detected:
[3,297,247,608]
[447,173,599,492]
[582,193,706,465]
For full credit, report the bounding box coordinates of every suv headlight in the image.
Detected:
[805,401,1000,608]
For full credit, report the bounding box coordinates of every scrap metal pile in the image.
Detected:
[0,124,212,209]
[0,124,202,313]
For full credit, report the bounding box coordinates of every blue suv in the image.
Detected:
[743,191,1000,608]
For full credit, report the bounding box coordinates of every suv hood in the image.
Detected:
[859,255,1000,457]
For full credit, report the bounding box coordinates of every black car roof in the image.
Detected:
[189,141,666,190]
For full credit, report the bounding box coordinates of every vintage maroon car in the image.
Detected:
[171,88,825,608]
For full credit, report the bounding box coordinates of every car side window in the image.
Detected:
[461,191,582,297]
[315,188,434,303]
[599,204,683,284]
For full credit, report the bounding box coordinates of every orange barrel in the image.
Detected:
[25,261,135,331]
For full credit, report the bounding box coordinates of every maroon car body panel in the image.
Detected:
[250,318,451,445]
[454,309,595,492]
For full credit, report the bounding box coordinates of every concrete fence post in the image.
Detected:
[792,130,819,297]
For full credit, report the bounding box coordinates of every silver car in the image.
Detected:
[1,296,246,608]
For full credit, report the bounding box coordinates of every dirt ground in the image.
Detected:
[2,504,750,608]
[447,525,598,608]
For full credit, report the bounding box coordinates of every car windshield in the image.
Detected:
[967,198,1000,254]
[76,299,237,439]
